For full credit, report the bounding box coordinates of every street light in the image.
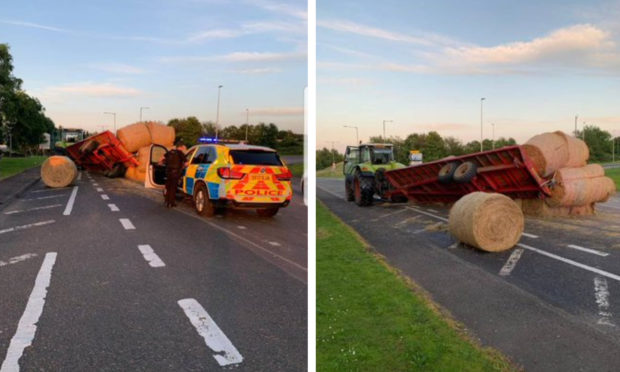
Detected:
[140,107,149,122]
[104,112,117,132]
[574,115,579,137]
[480,97,486,152]
[382,120,393,140]
[245,108,249,142]
[216,85,223,140]
[344,125,359,144]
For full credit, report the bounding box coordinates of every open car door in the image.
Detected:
[145,144,168,189]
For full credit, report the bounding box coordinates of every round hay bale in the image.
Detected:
[448,192,524,252]
[116,123,152,153]
[547,176,616,207]
[555,164,604,183]
[521,198,570,217]
[136,146,151,172]
[146,122,175,147]
[523,132,569,177]
[125,166,146,183]
[556,132,589,167]
[41,156,78,188]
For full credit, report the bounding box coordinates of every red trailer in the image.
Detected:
[66,131,138,176]
[384,145,552,204]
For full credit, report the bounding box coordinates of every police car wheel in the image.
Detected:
[194,184,215,217]
[257,207,279,217]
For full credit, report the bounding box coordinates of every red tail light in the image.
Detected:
[218,167,245,180]
[275,169,292,181]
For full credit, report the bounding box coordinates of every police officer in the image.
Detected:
[163,141,188,208]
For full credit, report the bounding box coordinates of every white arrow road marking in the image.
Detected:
[107,204,120,212]
[594,276,615,326]
[137,245,165,267]
[0,253,38,267]
[0,220,56,235]
[63,186,79,216]
[499,248,525,276]
[4,204,63,215]
[119,218,135,230]
[1,252,57,372]
[178,298,243,366]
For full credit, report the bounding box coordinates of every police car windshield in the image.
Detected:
[230,150,283,165]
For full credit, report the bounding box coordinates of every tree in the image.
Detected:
[316,147,343,170]
[579,125,613,162]
[168,116,202,145]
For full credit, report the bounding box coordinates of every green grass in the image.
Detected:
[287,162,305,178]
[606,167,620,190]
[317,162,344,178]
[317,201,514,371]
[0,156,47,180]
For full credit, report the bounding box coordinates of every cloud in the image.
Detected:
[0,19,68,32]
[47,82,141,97]
[91,63,146,74]
[236,67,281,74]
[187,21,305,43]
[251,107,303,116]
[161,51,306,63]
[246,0,307,20]
[318,77,373,86]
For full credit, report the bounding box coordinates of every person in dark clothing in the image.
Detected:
[163,141,188,208]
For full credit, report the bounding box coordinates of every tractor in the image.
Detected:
[343,143,407,206]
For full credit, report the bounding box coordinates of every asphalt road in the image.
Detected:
[0,172,307,371]
[318,177,620,371]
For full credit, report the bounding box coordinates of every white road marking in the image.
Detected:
[0,253,38,268]
[96,187,103,192]
[371,208,408,221]
[0,220,55,235]
[594,276,615,326]
[63,186,79,216]
[0,252,57,372]
[267,241,281,247]
[177,298,243,366]
[237,225,247,230]
[29,187,71,194]
[101,194,110,200]
[567,244,609,257]
[317,185,345,200]
[93,183,98,186]
[427,208,439,213]
[137,245,165,267]
[499,248,525,276]
[517,243,620,282]
[521,232,539,239]
[107,204,120,212]
[4,204,63,215]
[22,194,64,201]
[119,218,135,230]
[77,172,82,181]
[407,206,449,222]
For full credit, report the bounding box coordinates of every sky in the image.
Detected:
[0,0,306,134]
[317,0,620,152]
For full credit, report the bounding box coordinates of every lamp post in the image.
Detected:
[140,107,149,122]
[245,108,249,142]
[382,120,393,140]
[216,85,223,140]
[480,97,485,152]
[104,112,116,133]
[344,125,359,144]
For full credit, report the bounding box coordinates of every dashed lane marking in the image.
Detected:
[1,252,57,372]
[0,253,38,268]
[522,232,539,239]
[107,204,119,212]
[268,241,281,247]
[0,220,56,235]
[237,225,247,230]
[137,245,165,267]
[119,218,135,230]
[96,187,103,192]
[567,244,609,257]
[63,186,79,216]
[101,194,110,200]
[178,298,243,367]
[77,173,82,181]
[499,248,525,276]
[4,204,63,215]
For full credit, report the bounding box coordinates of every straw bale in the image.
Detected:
[449,192,524,252]
[116,123,151,153]
[523,132,569,177]
[40,156,78,188]
[547,176,616,207]
[125,166,146,183]
[556,132,589,168]
[146,122,175,147]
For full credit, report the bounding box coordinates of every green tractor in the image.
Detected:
[343,143,407,206]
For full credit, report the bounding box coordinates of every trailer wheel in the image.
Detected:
[453,161,478,183]
[79,140,99,155]
[107,163,127,178]
[345,176,355,201]
[438,162,458,184]
[354,170,374,207]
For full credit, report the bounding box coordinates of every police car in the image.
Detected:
[145,143,293,217]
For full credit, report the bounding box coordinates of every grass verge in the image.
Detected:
[0,156,46,180]
[317,200,515,371]
[605,167,620,190]
[317,162,344,178]
[287,162,305,178]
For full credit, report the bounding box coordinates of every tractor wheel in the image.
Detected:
[438,162,458,184]
[194,183,215,217]
[453,161,478,183]
[257,207,279,217]
[354,171,374,207]
[79,140,99,155]
[344,176,355,201]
